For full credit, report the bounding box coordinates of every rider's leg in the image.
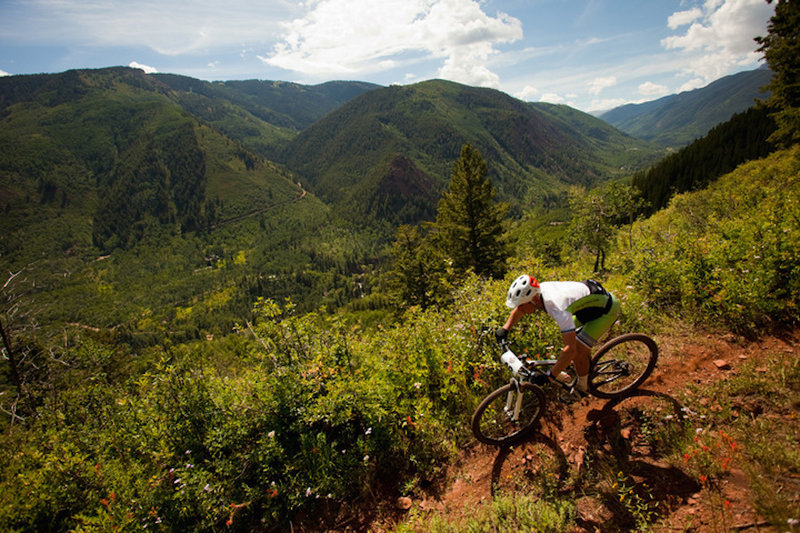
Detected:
[550,331,591,382]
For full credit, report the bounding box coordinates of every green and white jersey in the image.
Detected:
[540,281,591,333]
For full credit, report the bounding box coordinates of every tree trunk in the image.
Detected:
[0,319,22,398]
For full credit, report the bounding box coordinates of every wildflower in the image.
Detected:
[306,487,312,497]
[268,430,275,439]
[413,382,421,389]
[365,427,372,435]
[204,484,211,492]
[363,455,370,461]
[186,463,193,469]
[185,450,191,455]
[699,474,708,485]
[724,500,732,510]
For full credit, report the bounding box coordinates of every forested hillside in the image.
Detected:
[0,67,377,339]
[153,74,379,160]
[599,67,772,147]
[280,79,660,225]
[632,105,777,211]
[0,67,664,341]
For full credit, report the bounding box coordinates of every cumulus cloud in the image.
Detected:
[661,0,773,83]
[515,85,539,101]
[539,92,564,104]
[678,77,707,93]
[638,81,669,97]
[589,97,629,113]
[129,61,158,74]
[0,69,10,77]
[667,8,703,29]
[261,0,522,87]
[588,75,617,95]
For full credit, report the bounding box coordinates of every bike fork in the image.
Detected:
[504,379,523,422]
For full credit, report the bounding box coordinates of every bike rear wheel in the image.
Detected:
[589,333,658,399]
[471,381,546,446]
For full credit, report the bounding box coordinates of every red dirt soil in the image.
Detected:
[369,330,800,533]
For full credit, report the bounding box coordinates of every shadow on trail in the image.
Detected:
[488,389,700,530]
[582,389,701,530]
[490,432,569,498]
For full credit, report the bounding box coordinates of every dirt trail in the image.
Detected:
[394,330,800,533]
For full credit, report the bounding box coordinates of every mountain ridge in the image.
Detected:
[599,67,772,147]
[279,78,660,225]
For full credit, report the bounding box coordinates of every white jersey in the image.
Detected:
[540,281,590,333]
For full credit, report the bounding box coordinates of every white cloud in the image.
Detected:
[638,81,669,97]
[589,97,629,113]
[588,75,616,95]
[515,85,539,101]
[261,0,522,87]
[539,93,564,104]
[661,0,774,83]
[678,77,707,93]
[667,8,703,29]
[129,61,158,74]
[0,69,10,77]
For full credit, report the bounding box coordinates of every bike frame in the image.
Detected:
[499,339,575,394]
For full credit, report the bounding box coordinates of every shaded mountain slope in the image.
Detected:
[154,74,380,159]
[0,67,304,255]
[599,67,772,147]
[280,79,661,225]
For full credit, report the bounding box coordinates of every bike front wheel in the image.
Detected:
[589,333,658,399]
[471,381,546,446]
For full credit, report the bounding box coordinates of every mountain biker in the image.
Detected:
[495,275,620,394]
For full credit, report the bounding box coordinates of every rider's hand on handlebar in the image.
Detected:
[495,327,508,344]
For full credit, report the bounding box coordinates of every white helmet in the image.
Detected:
[505,275,540,309]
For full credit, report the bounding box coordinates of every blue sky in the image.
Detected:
[0,0,775,112]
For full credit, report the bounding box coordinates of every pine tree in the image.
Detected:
[434,143,508,278]
[389,225,445,307]
[756,0,800,147]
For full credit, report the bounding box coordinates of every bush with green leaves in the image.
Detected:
[614,146,800,333]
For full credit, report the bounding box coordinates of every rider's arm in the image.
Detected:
[496,301,537,342]
[502,301,537,331]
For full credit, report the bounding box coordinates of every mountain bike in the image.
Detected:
[471,333,658,446]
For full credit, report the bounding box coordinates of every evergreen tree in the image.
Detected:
[434,143,508,278]
[756,0,800,146]
[389,225,446,307]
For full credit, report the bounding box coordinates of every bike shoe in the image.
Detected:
[571,386,589,399]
